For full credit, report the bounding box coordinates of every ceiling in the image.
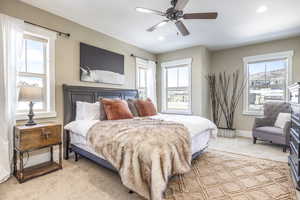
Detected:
[21,0,300,54]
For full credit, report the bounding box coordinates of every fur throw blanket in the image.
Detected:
[87,118,191,200]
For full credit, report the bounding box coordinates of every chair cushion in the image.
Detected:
[274,113,291,129]
[255,126,284,135]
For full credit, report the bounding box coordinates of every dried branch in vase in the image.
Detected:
[216,70,246,130]
[206,73,221,127]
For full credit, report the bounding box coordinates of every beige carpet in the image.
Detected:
[0,150,297,200]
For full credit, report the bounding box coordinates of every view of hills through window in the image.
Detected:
[248,59,287,112]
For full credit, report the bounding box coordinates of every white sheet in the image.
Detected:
[150,113,217,138]
[65,120,99,137]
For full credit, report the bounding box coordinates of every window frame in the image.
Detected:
[16,24,57,120]
[243,51,293,116]
[161,58,192,115]
[136,58,149,99]
[18,36,48,113]
[137,66,148,99]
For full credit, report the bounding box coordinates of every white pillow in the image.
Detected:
[274,113,291,129]
[76,101,100,120]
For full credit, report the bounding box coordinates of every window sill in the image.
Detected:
[16,111,57,121]
[161,110,193,115]
[242,111,263,116]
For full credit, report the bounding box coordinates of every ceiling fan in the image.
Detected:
[135,0,218,36]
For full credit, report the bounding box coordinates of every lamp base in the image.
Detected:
[25,121,37,126]
[26,101,37,126]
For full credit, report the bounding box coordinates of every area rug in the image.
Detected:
[164,150,296,200]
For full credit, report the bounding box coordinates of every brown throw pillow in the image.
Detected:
[101,98,133,120]
[135,98,157,117]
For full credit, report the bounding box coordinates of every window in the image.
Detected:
[136,58,157,103]
[243,51,293,115]
[137,65,148,99]
[18,36,47,112]
[161,58,192,114]
[16,24,56,120]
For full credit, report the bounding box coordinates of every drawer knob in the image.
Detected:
[41,128,52,139]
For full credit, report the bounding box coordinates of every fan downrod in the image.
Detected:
[171,0,178,7]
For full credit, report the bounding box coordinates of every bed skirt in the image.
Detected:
[70,144,207,173]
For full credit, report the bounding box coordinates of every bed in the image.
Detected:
[63,84,217,199]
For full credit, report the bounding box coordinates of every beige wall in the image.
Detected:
[211,36,300,132]
[157,46,211,118]
[2,0,300,154]
[0,0,155,125]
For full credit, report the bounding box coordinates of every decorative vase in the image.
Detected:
[217,128,236,138]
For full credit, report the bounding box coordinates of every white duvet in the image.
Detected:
[150,113,217,138]
[64,113,217,139]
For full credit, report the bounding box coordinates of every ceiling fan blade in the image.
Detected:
[147,20,169,32]
[136,7,166,16]
[175,21,190,36]
[174,0,189,10]
[183,12,218,19]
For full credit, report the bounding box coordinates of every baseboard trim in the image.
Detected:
[236,130,252,138]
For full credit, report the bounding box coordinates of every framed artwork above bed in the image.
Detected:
[80,42,125,85]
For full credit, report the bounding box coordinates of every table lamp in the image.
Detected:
[18,86,43,126]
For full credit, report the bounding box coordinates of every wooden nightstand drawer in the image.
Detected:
[15,124,61,151]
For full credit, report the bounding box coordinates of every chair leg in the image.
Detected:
[253,137,257,144]
[75,152,79,162]
[283,146,287,153]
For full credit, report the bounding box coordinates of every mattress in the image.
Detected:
[65,113,217,159]
[70,129,212,159]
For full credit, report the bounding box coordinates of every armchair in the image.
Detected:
[252,102,291,152]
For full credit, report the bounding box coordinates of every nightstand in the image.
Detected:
[14,123,63,183]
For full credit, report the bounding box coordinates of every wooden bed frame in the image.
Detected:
[63,84,206,173]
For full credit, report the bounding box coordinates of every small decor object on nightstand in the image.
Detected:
[18,86,43,126]
[14,123,62,183]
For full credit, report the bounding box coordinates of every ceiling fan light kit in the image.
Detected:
[136,0,218,36]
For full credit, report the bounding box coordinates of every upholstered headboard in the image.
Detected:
[62,84,138,159]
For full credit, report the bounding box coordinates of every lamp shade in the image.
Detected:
[18,86,43,102]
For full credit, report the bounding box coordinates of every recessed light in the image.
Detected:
[256,5,268,13]
[158,36,165,41]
